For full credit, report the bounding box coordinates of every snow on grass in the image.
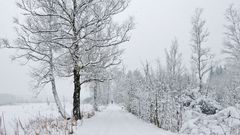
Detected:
[0,102,93,135]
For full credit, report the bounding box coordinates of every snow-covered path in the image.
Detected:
[76,104,178,135]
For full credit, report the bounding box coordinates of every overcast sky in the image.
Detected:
[0,0,240,98]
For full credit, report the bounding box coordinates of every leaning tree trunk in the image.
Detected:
[73,65,82,120]
[49,48,68,119]
[50,74,68,119]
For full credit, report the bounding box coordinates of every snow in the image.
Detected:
[181,106,240,135]
[0,103,179,135]
[75,104,178,135]
[0,103,92,135]
[189,97,223,115]
[2,102,240,135]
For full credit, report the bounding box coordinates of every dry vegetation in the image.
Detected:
[0,110,96,135]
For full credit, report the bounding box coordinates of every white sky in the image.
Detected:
[0,0,240,97]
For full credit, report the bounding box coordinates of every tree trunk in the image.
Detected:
[107,81,110,104]
[177,104,183,132]
[93,81,98,111]
[154,93,160,128]
[199,76,203,94]
[71,0,82,120]
[50,74,68,119]
[49,48,68,119]
[73,66,82,120]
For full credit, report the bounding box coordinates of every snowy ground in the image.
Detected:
[75,104,178,135]
[181,107,240,135]
[3,102,240,135]
[0,102,92,135]
[0,103,179,135]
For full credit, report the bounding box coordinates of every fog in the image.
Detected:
[0,0,239,98]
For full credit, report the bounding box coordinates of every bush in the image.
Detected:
[17,116,76,135]
[190,97,222,115]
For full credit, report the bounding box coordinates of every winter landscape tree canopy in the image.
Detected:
[1,0,240,135]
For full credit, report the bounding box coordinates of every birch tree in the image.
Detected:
[224,5,240,65]
[0,1,68,118]
[165,39,183,85]
[190,8,212,94]
[222,5,240,105]
[165,39,184,131]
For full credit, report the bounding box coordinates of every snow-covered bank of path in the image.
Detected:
[76,104,178,135]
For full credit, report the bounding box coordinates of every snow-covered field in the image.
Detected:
[0,102,92,135]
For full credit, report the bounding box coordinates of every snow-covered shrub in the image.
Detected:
[82,111,95,119]
[181,88,200,107]
[18,116,74,135]
[181,107,240,135]
[181,88,222,115]
[189,97,223,115]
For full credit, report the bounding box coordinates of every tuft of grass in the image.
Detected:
[0,113,7,135]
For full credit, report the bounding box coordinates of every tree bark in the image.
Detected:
[154,91,160,128]
[73,66,82,120]
[50,48,68,119]
[71,0,82,120]
[50,74,68,119]
[93,81,98,111]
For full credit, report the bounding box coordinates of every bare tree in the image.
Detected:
[222,5,240,105]
[0,1,69,118]
[58,0,133,120]
[165,38,183,131]
[142,61,160,128]
[13,0,133,120]
[224,5,240,64]
[165,39,183,82]
[190,8,212,94]
[91,68,112,111]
